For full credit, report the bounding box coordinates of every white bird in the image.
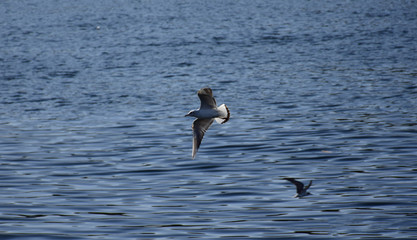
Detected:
[185,87,230,159]
[284,178,313,198]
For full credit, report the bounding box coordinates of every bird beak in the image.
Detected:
[184,113,189,117]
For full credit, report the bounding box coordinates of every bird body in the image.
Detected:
[187,108,221,119]
[185,87,230,159]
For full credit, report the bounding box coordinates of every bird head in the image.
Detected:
[185,110,196,117]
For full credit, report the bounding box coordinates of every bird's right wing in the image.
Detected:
[192,118,214,159]
[305,180,313,191]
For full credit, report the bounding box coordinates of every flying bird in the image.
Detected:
[185,87,230,159]
[284,178,312,198]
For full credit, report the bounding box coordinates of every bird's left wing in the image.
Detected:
[198,87,217,109]
[285,178,305,194]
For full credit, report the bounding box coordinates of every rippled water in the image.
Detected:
[1,0,417,239]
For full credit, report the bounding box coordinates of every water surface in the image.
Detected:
[1,0,417,239]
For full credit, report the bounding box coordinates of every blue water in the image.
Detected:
[1,0,417,239]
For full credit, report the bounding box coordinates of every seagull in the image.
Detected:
[185,87,230,159]
[284,178,312,198]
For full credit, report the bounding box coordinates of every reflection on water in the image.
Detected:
[1,0,417,239]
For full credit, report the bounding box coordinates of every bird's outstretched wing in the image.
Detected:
[305,180,313,191]
[198,87,217,109]
[284,178,305,194]
[192,118,214,159]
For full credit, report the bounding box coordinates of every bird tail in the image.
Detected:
[215,104,230,124]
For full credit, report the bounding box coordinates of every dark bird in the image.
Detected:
[284,178,312,198]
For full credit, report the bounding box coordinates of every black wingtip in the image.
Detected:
[221,104,230,124]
